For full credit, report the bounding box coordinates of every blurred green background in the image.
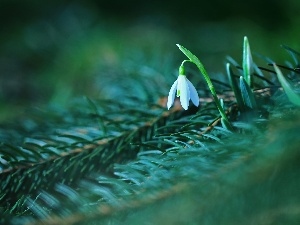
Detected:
[1,0,299,120]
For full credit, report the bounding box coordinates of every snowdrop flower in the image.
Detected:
[167,65,199,110]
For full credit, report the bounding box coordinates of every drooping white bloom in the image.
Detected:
[167,74,199,110]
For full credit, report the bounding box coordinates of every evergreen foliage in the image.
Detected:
[1,38,300,225]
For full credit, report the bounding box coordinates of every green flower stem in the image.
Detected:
[177,44,233,131]
[179,60,191,70]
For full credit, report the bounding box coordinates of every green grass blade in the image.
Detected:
[226,63,244,109]
[273,64,300,106]
[281,44,300,65]
[243,36,253,88]
[239,76,257,109]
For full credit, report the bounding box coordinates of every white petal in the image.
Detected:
[178,75,189,110]
[167,79,178,109]
[187,79,199,107]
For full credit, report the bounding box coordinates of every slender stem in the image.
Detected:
[195,63,229,121]
[179,60,191,75]
[176,44,233,131]
[180,60,191,67]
